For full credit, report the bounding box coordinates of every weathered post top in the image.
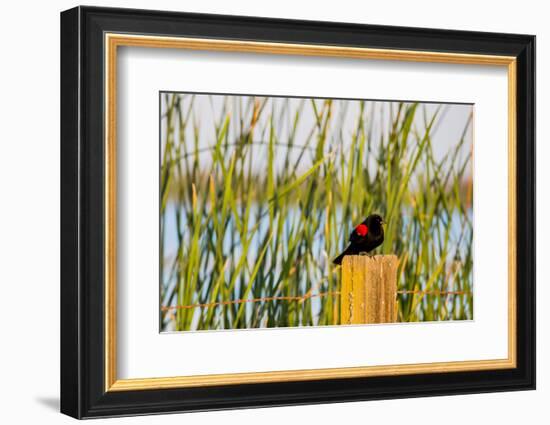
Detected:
[340,255,398,324]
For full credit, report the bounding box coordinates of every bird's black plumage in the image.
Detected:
[333,214,385,265]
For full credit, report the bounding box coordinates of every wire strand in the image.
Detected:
[161,289,471,311]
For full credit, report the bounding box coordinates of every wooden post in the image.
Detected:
[340,255,398,324]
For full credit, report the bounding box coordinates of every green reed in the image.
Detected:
[160,94,473,331]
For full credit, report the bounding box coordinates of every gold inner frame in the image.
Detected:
[104,33,517,392]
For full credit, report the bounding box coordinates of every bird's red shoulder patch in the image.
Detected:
[355,223,368,236]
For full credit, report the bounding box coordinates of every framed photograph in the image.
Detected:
[60,6,535,419]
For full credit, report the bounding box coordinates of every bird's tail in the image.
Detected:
[333,247,351,266]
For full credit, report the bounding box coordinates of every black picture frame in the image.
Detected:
[61,5,535,419]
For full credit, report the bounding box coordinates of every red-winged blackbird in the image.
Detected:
[333,214,385,265]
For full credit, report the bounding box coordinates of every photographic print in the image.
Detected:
[160,93,473,332]
[61,9,535,417]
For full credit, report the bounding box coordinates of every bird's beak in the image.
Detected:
[381,220,386,226]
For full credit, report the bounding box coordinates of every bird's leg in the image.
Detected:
[359,251,375,257]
